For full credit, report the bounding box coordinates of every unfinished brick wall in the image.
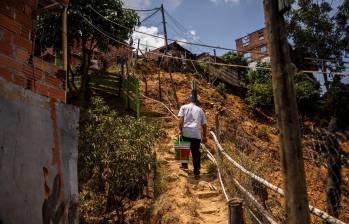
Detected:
[0,0,65,101]
[235,28,269,62]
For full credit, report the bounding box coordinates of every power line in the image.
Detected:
[140,8,161,23]
[80,14,349,77]
[123,7,160,12]
[87,5,269,56]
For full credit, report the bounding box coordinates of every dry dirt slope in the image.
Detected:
[139,68,349,223]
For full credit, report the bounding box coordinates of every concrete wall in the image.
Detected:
[0,77,79,224]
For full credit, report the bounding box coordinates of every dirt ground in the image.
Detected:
[138,68,349,223]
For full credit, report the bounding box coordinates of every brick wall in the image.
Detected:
[0,0,65,102]
[235,28,269,62]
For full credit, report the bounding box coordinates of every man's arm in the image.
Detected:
[202,124,207,143]
[178,116,184,136]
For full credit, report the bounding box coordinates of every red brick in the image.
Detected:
[34,82,49,96]
[45,74,63,88]
[0,42,14,56]
[48,86,65,101]
[21,26,31,40]
[24,5,32,17]
[0,14,21,34]
[0,27,14,43]
[15,35,32,51]
[14,74,26,87]
[0,3,15,19]
[0,67,13,81]
[22,65,42,81]
[0,54,22,70]
[15,9,32,30]
[34,57,49,72]
[16,48,28,62]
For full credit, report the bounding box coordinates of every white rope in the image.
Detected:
[140,93,179,120]
[210,131,347,224]
[232,178,279,224]
[202,144,280,224]
[201,144,230,202]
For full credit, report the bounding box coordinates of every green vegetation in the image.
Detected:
[36,0,139,104]
[244,62,274,110]
[79,97,162,223]
[217,82,227,96]
[243,62,323,117]
[222,51,248,78]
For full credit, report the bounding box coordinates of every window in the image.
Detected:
[345,50,349,58]
[243,52,252,61]
[260,46,267,53]
[242,36,250,47]
[258,31,264,40]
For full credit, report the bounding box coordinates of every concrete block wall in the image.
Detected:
[0,0,65,102]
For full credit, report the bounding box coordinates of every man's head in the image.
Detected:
[186,94,200,105]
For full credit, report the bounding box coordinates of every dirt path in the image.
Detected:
[151,117,228,224]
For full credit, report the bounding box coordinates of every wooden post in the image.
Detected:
[263,0,310,223]
[62,6,68,103]
[191,80,197,104]
[228,198,244,224]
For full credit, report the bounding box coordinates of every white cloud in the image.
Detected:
[166,0,184,11]
[224,0,240,3]
[209,0,240,4]
[132,26,165,53]
[189,30,196,36]
[123,0,151,10]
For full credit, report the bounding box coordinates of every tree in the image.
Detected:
[245,62,321,114]
[221,51,248,80]
[36,0,139,105]
[286,1,344,91]
[336,0,349,53]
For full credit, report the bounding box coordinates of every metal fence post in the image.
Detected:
[228,198,244,224]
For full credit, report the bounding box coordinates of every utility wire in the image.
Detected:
[140,8,161,23]
[80,14,349,76]
[87,5,269,56]
[123,7,160,12]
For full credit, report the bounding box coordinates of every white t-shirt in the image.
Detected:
[178,103,207,140]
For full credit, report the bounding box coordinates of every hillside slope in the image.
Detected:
[139,68,349,223]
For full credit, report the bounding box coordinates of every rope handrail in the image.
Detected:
[210,131,346,224]
[202,143,279,224]
[140,93,179,120]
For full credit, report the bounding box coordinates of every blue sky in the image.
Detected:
[125,0,348,87]
[125,0,266,55]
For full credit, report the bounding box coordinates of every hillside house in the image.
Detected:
[197,52,241,87]
[235,27,270,67]
[145,41,195,71]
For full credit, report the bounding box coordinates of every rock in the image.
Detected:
[165,174,179,182]
[195,191,219,199]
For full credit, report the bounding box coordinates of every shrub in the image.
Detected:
[217,82,226,95]
[294,74,321,115]
[255,127,270,141]
[195,61,208,74]
[79,97,162,222]
[246,82,274,110]
[206,161,218,179]
[245,62,274,110]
